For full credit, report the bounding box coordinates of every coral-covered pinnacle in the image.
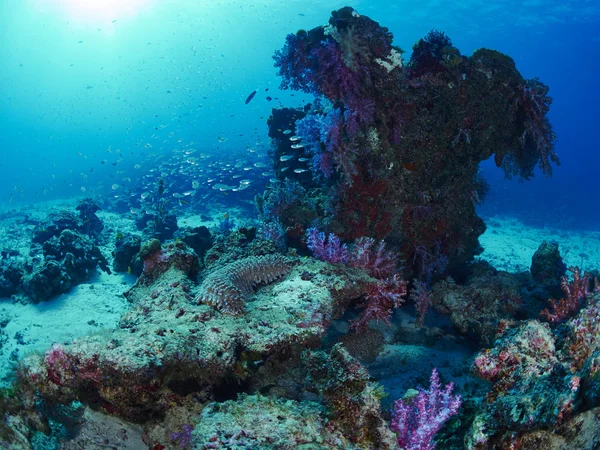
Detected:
[195,254,293,315]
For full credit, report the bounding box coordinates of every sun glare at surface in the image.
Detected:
[32,0,154,25]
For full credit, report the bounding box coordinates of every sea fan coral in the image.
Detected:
[196,255,292,315]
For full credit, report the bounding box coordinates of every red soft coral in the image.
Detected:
[541,266,592,324]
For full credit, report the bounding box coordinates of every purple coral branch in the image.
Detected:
[391,368,461,450]
[306,227,349,264]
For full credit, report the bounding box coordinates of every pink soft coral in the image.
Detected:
[350,274,407,332]
[349,236,398,279]
[541,266,594,324]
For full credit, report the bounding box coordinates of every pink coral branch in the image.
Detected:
[541,266,591,324]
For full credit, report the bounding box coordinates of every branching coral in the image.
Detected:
[391,368,461,450]
[350,274,407,332]
[410,280,433,327]
[195,254,293,315]
[515,78,559,177]
[306,227,349,264]
[541,266,595,324]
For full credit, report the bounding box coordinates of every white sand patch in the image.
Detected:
[0,271,133,388]
[479,215,600,273]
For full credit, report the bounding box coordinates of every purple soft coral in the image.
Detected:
[273,32,317,94]
[306,227,349,264]
[306,229,397,278]
[391,368,462,450]
[171,424,193,448]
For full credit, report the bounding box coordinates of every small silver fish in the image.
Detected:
[280,155,294,162]
[282,129,292,135]
[289,136,301,142]
[294,168,309,174]
[298,157,310,162]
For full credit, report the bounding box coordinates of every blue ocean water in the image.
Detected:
[1,0,598,228]
[1,1,599,449]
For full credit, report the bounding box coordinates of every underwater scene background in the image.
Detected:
[0,0,599,449]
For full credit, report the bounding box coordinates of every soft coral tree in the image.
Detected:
[541,266,595,324]
[516,78,559,177]
[306,227,349,264]
[350,274,407,332]
[306,228,405,331]
[350,236,398,279]
[391,368,462,450]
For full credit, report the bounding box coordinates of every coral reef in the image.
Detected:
[468,292,600,447]
[530,240,567,286]
[26,229,111,302]
[270,7,557,276]
[0,7,578,450]
[75,198,104,238]
[391,368,461,450]
[175,226,213,261]
[12,246,374,434]
[303,344,397,447]
[112,232,142,274]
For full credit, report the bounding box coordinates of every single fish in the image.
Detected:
[291,143,304,149]
[245,90,257,104]
[294,168,309,174]
[280,155,294,162]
